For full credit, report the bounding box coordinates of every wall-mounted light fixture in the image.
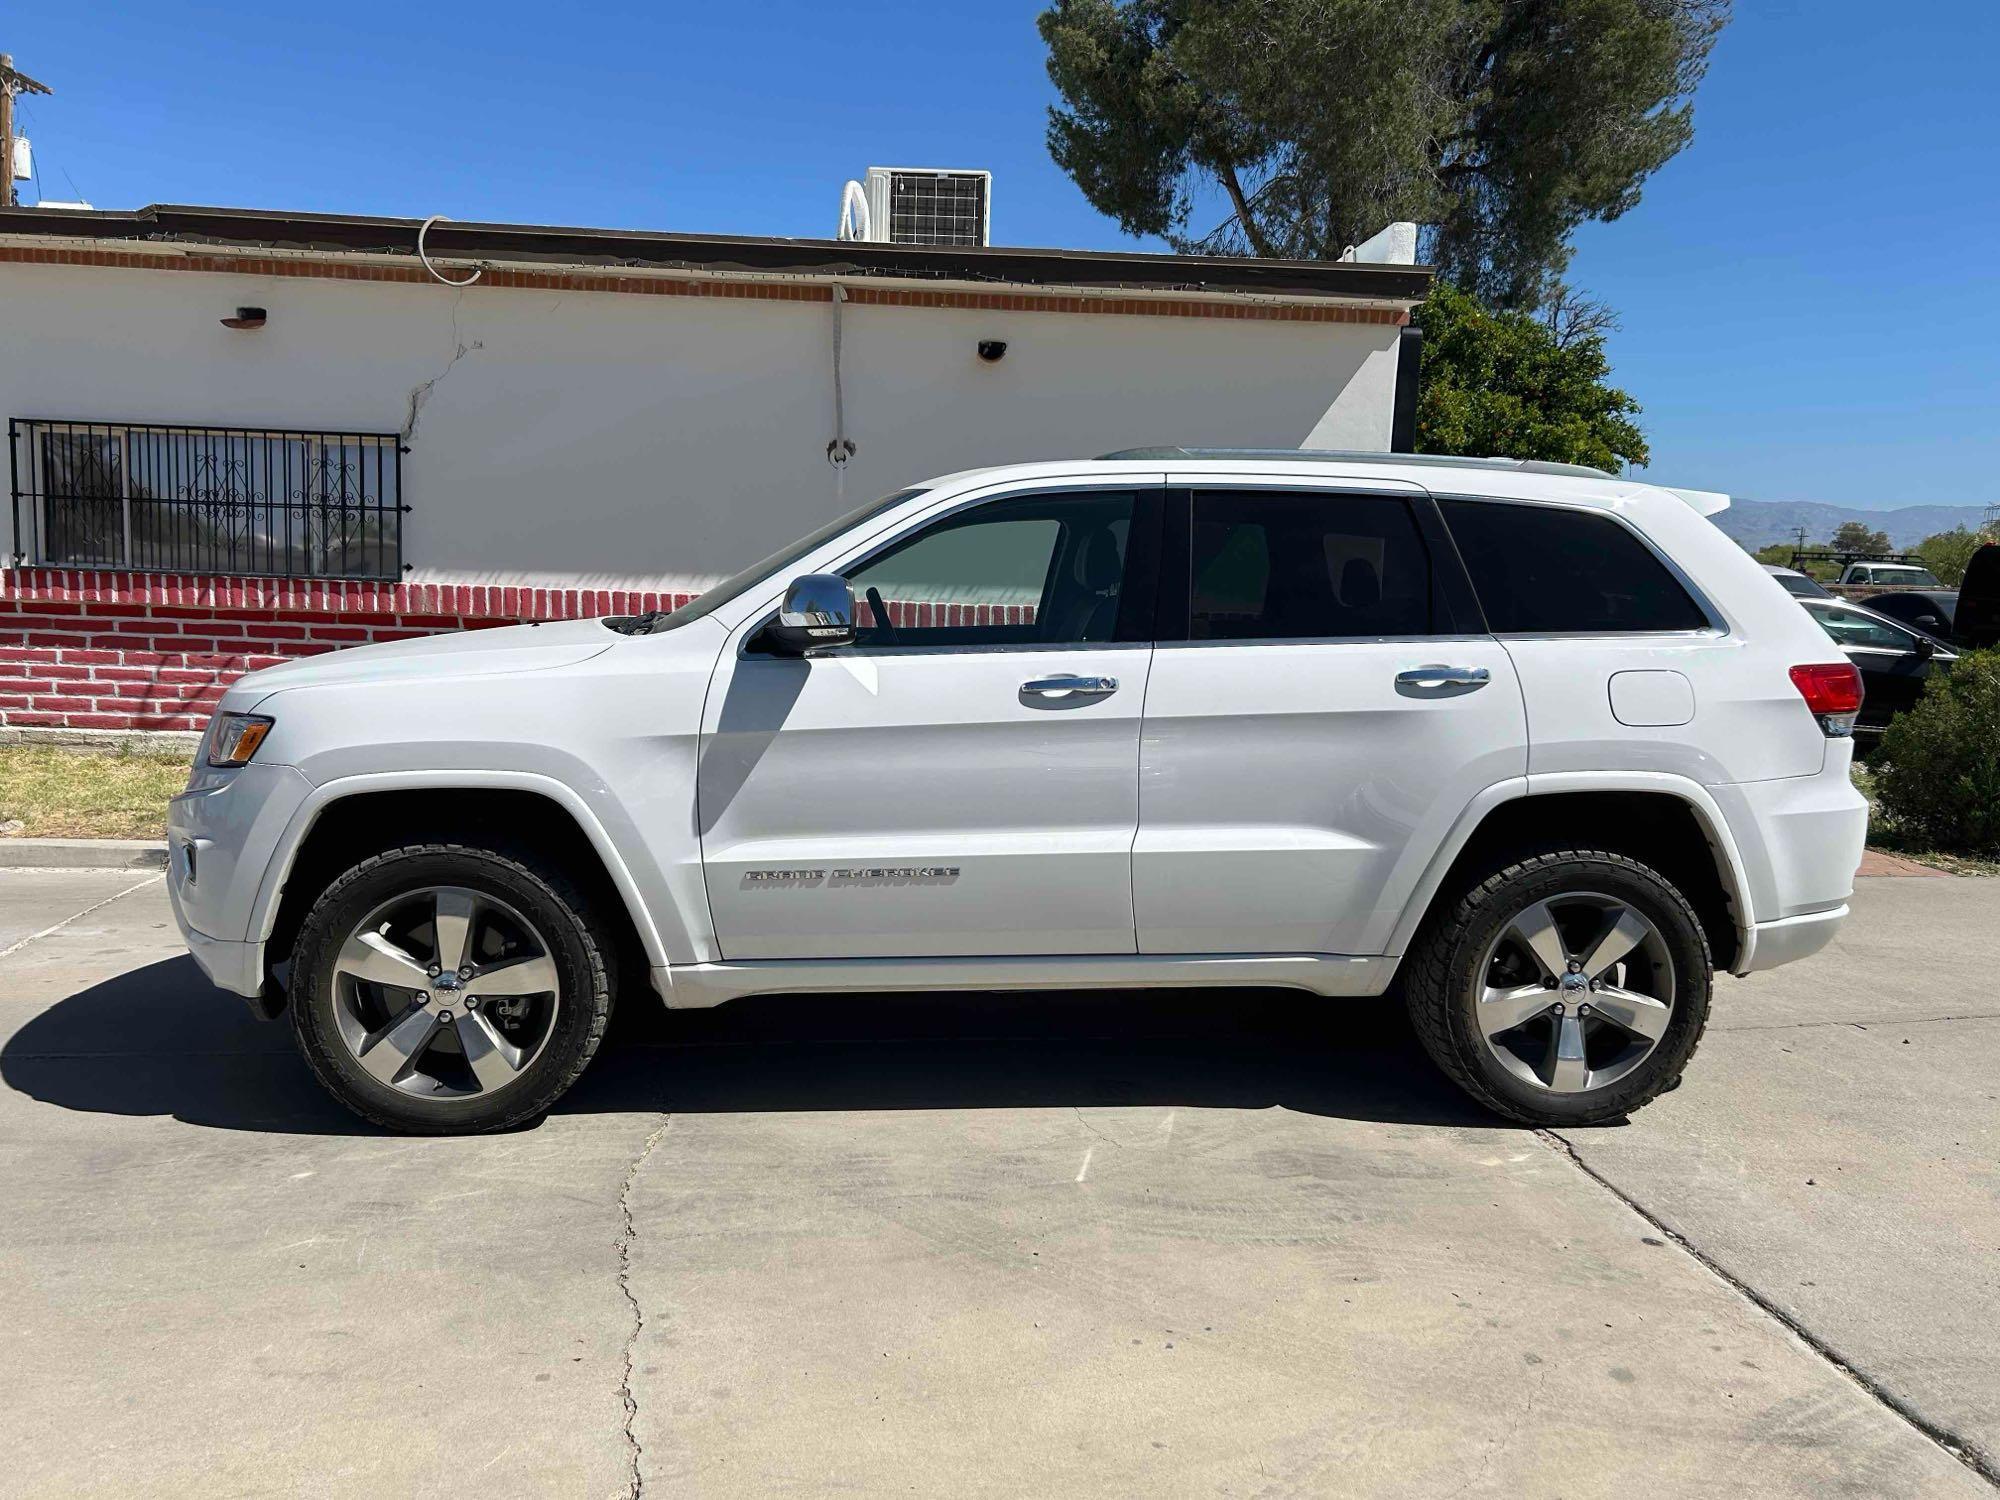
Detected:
[220,306,267,330]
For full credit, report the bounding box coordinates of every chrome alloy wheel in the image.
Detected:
[331,885,561,1099]
[1473,891,1675,1096]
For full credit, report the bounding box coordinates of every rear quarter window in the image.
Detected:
[1438,499,1710,634]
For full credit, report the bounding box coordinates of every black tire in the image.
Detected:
[290,842,614,1134]
[1405,849,1712,1126]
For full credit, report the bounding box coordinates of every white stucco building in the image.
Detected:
[0,203,1430,732]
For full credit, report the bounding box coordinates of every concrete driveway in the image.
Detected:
[0,870,1994,1498]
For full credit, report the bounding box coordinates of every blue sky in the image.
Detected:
[9,2,1996,507]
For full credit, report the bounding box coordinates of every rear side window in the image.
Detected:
[1438,500,1709,634]
[1190,490,1434,639]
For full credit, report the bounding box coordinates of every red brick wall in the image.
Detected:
[0,569,1053,733]
[0,569,696,733]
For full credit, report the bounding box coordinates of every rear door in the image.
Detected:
[1133,477,1528,956]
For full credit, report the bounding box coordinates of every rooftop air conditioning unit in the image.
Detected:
[838,167,991,247]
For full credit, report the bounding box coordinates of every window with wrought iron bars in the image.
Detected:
[7,420,408,581]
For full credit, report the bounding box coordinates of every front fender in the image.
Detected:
[247,769,698,970]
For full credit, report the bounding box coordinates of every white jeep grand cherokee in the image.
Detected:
[169,451,1869,1133]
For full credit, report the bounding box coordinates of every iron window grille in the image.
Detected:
[8,419,408,581]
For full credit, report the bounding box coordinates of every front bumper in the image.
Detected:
[177,917,268,998]
[166,762,314,1000]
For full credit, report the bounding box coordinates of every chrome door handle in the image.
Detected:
[1396,664,1491,689]
[1021,674,1119,699]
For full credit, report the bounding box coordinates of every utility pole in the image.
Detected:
[0,52,55,210]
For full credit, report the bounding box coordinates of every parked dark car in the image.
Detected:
[1959,544,2000,648]
[1761,563,1833,599]
[1864,589,1958,641]
[1799,597,1957,739]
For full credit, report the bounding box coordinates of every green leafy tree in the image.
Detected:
[1913,526,1993,588]
[1830,520,1891,555]
[1876,648,2000,856]
[1752,541,1795,567]
[1413,284,1646,470]
[1036,0,1730,307]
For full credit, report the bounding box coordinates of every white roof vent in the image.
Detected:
[838,167,991,247]
[1339,222,1419,266]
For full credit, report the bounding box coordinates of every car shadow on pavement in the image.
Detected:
[2,955,1503,1134]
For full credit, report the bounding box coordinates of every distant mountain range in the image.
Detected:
[1712,499,1990,550]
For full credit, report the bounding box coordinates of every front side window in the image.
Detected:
[1189,490,1434,640]
[843,490,1142,648]
[1438,499,1710,634]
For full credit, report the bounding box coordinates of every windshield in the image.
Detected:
[1853,565,1940,587]
[642,488,929,633]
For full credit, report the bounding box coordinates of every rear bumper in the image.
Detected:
[1738,904,1847,974]
[1714,745,1869,933]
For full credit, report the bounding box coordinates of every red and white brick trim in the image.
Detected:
[0,244,1413,327]
[0,568,1054,734]
[0,568,698,733]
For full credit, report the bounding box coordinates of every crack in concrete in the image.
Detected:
[0,874,163,961]
[616,1115,671,1499]
[1538,1129,2000,1490]
[1714,1011,2000,1034]
[1071,1106,1123,1147]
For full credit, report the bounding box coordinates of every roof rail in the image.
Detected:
[1095,446,1616,480]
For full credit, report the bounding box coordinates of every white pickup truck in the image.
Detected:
[169,451,1868,1133]
[1838,560,1942,589]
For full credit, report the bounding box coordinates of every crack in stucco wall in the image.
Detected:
[403,289,484,442]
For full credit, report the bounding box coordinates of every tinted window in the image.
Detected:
[843,491,1139,648]
[1189,490,1434,640]
[1771,570,1831,599]
[1867,593,1953,632]
[1439,500,1708,634]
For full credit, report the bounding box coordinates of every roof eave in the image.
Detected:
[0,202,1437,304]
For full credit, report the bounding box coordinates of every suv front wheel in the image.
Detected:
[1406,850,1712,1125]
[289,842,615,1134]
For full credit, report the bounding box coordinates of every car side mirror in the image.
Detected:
[1914,636,1937,661]
[762,574,857,655]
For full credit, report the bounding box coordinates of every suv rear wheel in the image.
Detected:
[1406,850,1712,1125]
[289,843,614,1134]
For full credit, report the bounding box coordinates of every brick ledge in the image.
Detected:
[2,567,696,619]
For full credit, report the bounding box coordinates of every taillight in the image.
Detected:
[1789,662,1864,737]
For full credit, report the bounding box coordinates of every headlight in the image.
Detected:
[206,712,274,768]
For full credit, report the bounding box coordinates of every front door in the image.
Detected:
[699,484,1161,960]
[1135,478,1529,956]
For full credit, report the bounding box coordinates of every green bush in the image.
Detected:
[1874,648,2000,854]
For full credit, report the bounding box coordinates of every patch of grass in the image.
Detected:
[0,745,190,840]
[1852,759,2000,876]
